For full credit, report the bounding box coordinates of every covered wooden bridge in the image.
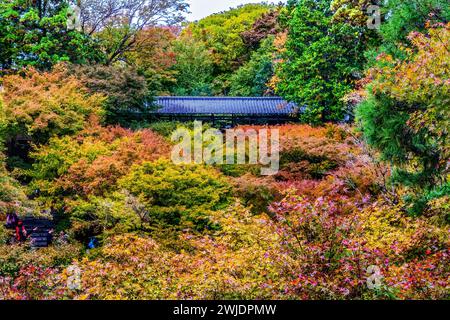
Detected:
[141,97,300,126]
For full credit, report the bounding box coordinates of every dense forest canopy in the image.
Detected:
[0,0,449,300]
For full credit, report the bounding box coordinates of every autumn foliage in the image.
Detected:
[1,121,449,300]
[0,1,449,302]
[30,124,171,202]
[1,66,104,144]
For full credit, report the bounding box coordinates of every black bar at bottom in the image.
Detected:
[0,300,443,319]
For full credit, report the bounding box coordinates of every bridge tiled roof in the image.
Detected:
[154,97,298,115]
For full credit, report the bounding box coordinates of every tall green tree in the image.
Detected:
[275,0,375,123]
[170,35,214,96]
[229,36,276,96]
[0,0,103,72]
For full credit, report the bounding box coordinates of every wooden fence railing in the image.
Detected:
[118,112,299,127]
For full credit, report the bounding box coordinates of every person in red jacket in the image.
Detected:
[15,220,38,243]
[15,220,27,242]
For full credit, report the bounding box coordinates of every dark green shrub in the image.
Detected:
[69,64,152,125]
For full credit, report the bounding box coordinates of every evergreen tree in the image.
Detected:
[376,0,450,59]
[356,23,449,215]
